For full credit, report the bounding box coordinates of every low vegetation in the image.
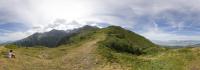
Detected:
[97,43,200,70]
[98,26,163,55]
[96,26,200,70]
[0,26,200,70]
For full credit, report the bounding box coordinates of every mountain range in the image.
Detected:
[14,25,99,47]
[2,25,200,70]
[12,25,200,48]
[13,25,158,53]
[153,40,200,47]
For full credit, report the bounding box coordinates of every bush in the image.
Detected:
[5,44,18,49]
[101,37,144,55]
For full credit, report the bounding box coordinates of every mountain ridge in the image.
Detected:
[14,25,99,47]
[2,25,200,70]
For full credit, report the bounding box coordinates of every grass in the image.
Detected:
[97,44,200,70]
[0,31,107,70]
[95,26,197,70]
[1,44,200,70]
[1,26,200,70]
[0,46,63,70]
[0,39,96,70]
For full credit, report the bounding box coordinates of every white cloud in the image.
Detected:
[142,30,200,41]
[141,22,200,41]
[1,0,200,42]
[0,32,28,42]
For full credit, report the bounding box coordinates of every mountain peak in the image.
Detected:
[107,25,122,29]
[50,29,59,32]
[14,25,99,47]
[81,25,99,30]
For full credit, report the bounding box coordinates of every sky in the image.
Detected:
[1,0,200,42]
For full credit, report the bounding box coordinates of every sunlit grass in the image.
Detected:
[1,26,200,70]
[97,45,200,70]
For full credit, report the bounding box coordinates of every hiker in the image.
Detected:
[8,50,15,58]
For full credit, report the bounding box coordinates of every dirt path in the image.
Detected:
[61,38,102,70]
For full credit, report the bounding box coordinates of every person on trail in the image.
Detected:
[8,50,15,58]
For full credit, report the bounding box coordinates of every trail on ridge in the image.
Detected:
[61,36,104,70]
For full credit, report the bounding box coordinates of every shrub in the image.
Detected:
[101,37,145,55]
[4,44,18,49]
[98,26,159,55]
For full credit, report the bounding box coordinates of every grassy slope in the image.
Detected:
[0,26,200,70]
[97,45,200,70]
[96,26,200,70]
[0,32,106,70]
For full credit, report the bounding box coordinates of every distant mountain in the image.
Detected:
[0,41,12,44]
[14,25,99,47]
[0,41,13,45]
[13,25,160,55]
[190,43,200,47]
[152,40,200,47]
[14,29,68,47]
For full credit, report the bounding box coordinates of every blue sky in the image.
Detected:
[1,0,200,42]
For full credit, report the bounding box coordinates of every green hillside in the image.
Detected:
[98,26,161,55]
[0,26,200,70]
